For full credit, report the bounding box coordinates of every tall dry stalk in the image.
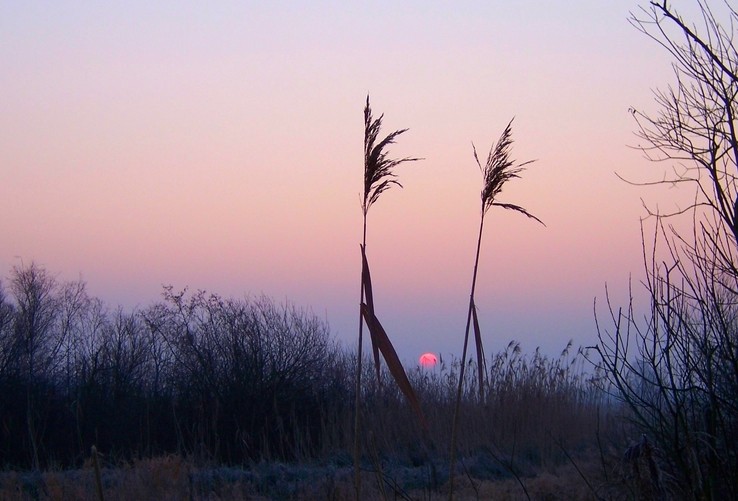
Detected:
[91,445,105,501]
[448,119,543,499]
[354,95,422,499]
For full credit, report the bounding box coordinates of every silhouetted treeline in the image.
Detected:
[0,263,351,469]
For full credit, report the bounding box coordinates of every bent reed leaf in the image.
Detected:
[361,244,381,383]
[471,300,486,401]
[360,303,428,431]
[360,245,374,310]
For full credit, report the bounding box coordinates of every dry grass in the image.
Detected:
[0,342,640,500]
[0,451,627,500]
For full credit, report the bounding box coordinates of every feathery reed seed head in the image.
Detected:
[363,95,420,215]
[474,118,544,225]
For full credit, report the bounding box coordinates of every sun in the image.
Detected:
[419,352,438,367]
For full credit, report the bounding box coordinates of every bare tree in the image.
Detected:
[9,263,62,469]
[141,288,338,462]
[594,2,738,499]
[0,281,16,379]
[629,0,738,274]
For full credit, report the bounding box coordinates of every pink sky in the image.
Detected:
[0,1,703,360]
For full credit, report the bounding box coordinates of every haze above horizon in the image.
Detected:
[0,1,698,361]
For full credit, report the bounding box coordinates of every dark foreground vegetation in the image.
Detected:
[0,261,717,500]
[4,258,733,500]
[0,264,635,499]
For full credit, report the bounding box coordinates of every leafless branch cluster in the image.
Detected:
[594,2,738,498]
[630,1,738,246]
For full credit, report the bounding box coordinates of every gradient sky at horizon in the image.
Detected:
[1,1,706,362]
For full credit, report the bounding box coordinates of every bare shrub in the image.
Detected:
[593,1,738,498]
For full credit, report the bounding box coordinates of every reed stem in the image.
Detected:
[448,211,485,498]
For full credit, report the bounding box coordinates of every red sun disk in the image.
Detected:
[419,352,438,367]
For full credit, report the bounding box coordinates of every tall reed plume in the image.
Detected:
[448,118,543,498]
[354,95,423,498]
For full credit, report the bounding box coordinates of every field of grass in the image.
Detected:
[0,451,628,500]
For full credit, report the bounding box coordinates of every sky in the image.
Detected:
[0,1,707,363]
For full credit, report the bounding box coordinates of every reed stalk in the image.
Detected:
[354,95,420,499]
[448,119,543,499]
